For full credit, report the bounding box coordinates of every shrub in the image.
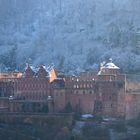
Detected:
[111,121,127,133]
[82,125,110,139]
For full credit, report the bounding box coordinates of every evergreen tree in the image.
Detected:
[41,104,49,113]
[0,46,17,71]
[64,102,73,113]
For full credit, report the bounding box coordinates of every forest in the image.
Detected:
[0,0,140,73]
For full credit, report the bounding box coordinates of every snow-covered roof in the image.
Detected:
[98,59,120,75]
[30,66,38,73]
[81,114,93,119]
[25,64,37,72]
[103,62,120,69]
[41,65,49,73]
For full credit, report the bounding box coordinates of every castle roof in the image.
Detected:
[102,58,120,69]
[98,59,120,75]
[103,62,120,69]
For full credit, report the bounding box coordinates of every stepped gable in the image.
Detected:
[25,64,35,78]
[37,65,49,78]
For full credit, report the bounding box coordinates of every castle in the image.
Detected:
[0,59,140,120]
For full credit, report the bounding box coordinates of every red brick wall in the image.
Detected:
[53,89,66,112]
[17,78,50,100]
[96,81,125,117]
[69,89,95,113]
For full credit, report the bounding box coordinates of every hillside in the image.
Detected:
[0,0,140,73]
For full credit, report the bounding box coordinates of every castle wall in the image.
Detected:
[53,89,66,112]
[125,92,140,120]
[125,79,140,120]
[95,81,125,117]
[1,62,139,120]
[16,78,50,100]
[70,89,95,113]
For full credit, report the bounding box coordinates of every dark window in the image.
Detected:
[89,91,92,94]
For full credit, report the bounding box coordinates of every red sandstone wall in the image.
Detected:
[69,91,95,114]
[17,78,50,100]
[125,93,140,120]
[53,89,66,112]
[96,81,125,117]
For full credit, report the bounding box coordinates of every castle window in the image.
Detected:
[89,91,92,94]
[112,92,116,94]
[111,104,113,108]
[76,91,79,94]
[113,83,116,87]
[83,90,85,94]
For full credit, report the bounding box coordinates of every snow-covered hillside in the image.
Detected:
[0,0,140,73]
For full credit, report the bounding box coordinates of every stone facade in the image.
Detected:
[0,60,140,119]
[50,59,126,118]
[125,80,140,120]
